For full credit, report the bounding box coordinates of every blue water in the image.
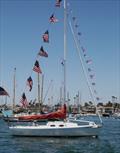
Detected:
[0,117,120,153]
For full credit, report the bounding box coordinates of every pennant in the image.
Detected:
[78,32,82,36]
[20,92,28,108]
[81,46,85,52]
[86,59,92,64]
[33,60,42,73]
[75,24,79,28]
[38,46,48,57]
[27,76,33,91]
[96,97,100,101]
[0,86,9,96]
[49,14,58,23]
[92,82,96,86]
[42,30,49,43]
[72,17,76,21]
[61,60,64,66]
[88,68,92,72]
[94,90,97,94]
[55,0,62,7]
[89,74,95,79]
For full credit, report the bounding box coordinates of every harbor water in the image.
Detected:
[0,117,120,153]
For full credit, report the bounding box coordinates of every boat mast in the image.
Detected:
[38,73,41,112]
[41,74,44,106]
[12,67,16,111]
[63,0,67,103]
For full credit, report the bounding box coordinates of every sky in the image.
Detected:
[0,0,120,106]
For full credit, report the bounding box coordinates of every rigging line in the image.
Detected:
[67,3,101,103]
[68,20,102,124]
[43,79,53,103]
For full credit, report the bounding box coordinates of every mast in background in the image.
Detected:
[12,67,16,110]
[38,73,41,113]
[63,0,67,103]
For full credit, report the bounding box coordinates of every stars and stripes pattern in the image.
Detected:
[33,60,42,73]
[27,76,33,91]
[20,92,28,108]
[49,14,58,23]
[38,46,48,57]
[42,30,49,43]
[0,86,9,96]
[55,0,62,7]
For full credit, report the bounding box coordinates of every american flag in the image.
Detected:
[27,76,33,91]
[0,86,9,96]
[42,30,49,43]
[33,60,42,73]
[49,14,58,23]
[38,46,48,57]
[55,0,62,7]
[20,93,28,108]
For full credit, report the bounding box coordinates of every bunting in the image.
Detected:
[33,60,42,73]
[38,46,48,57]
[66,2,101,102]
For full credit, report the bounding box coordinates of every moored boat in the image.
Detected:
[9,120,101,137]
[9,0,103,137]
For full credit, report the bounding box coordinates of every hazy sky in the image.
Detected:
[0,0,120,105]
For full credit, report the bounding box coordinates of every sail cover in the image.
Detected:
[18,104,67,121]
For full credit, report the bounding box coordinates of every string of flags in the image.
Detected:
[20,0,100,105]
[67,1,101,102]
[20,0,62,103]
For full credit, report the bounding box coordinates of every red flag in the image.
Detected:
[38,46,48,57]
[0,86,9,96]
[42,30,49,43]
[20,93,28,108]
[33,60,42,73]
[55,0,62,7]
[27,76,33,91]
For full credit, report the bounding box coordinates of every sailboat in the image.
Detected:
[9,0,102,137]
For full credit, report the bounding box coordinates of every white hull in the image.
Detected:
[9,121,101,137]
